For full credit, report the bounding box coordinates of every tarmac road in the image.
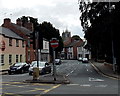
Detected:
[1,60,119,96]
[46,60,119,95]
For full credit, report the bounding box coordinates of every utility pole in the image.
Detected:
[109,1,117,73]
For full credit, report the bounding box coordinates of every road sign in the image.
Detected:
[50,38,59,48]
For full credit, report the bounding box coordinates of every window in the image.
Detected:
[45,42,47,49]
[27,40,30,48]
[9,55,12,65]
[20,55,22,62]
[28,51,30,61]
[0,54,4,66]
[9,38,12,46]
[16,55,19,62]
[16,40,19,47]
[22,40,24,48]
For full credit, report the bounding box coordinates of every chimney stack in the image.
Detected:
[24,22,34,31]
[3,18,11,26]
[16,18,22,26]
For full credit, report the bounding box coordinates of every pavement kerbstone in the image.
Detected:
[90,61,120,80]
[24,74,70,84]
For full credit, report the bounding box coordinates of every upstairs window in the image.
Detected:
[22,40,24,48]
[9,38,12,46]
[16,40,19,47]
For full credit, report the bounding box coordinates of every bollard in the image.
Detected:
[33,67,39,81]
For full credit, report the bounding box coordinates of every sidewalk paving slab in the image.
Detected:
[90,61,120,80]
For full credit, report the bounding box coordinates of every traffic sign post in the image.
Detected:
[50,38,59,81]
[50,38,59,48]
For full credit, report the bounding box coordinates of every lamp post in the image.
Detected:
[109,1,117,73]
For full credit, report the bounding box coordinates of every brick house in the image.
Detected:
[61,30,84,59]
[77,41,91,60]
[2,18,35,63]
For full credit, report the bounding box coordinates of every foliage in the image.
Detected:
[78,1,120,71]
[72,35,82,40]
[18,16,63,56]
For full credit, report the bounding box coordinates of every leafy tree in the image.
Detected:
[18,16,63,58]
[72,35,83,41]
[78,1,120,72]
[40,21,63,57]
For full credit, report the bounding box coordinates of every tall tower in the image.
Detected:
[62,29,71,40]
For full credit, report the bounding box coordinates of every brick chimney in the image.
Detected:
[24,22,34,31]
[3,18,11,27]
[16,18,22,26]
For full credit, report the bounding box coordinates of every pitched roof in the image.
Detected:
[0,26,23,40]
[64,40,84,48]
[12,23,32,36]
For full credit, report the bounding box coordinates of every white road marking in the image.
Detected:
[95,85,107,87]
[66,69,76,77]
[80,84,91,87]
[67,84,79,86]
[89,77,104,82]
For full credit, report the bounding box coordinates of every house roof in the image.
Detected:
[12,23,32,36]
[64,40,84,48]
[0,26,23,40]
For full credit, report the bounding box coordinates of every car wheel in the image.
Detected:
[29,72,32,75]
[49,69,51,73]
[41,69,46,75]
[8,71,12,75]
[21,69,24,74]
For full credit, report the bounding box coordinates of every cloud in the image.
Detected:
[0,0,84,38]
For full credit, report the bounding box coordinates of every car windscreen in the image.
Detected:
[32,62,45,67]
[14,63,25,66]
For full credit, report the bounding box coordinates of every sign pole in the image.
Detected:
[53,48,56,81]
[50,38,59,81]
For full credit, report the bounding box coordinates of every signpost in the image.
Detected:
[50,38,59,48]
[50,38,59,81]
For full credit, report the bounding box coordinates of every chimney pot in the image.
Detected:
[16,18,22,26]
[4,18,11,25]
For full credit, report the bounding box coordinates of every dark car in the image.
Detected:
[8,62,30,74]
[29,61,51,75]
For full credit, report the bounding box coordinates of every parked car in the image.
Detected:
[29,61,51,75]
[55,59,61,65]
[78,57,83,61]
[82,58,89,63]
[8,62,30,75]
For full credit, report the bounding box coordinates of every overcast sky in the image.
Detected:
[0,0,84,38]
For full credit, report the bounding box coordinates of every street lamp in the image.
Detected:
[109,1,117,73]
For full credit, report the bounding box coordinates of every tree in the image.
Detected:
[40,21,63,57]
[72,35,82,41]
[18,16,63,57]
[78,1,120,72]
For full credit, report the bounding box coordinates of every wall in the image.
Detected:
[0,35,25,70]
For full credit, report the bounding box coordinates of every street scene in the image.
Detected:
[0,0,120,96]
[1,60,119,96]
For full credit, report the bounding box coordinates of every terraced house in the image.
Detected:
[0,18,50,70]
[0,26,25,70]
[2,18,35,64]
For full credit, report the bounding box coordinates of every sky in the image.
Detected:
[0,0,84,38]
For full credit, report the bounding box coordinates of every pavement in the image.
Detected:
[90,61,120,80]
